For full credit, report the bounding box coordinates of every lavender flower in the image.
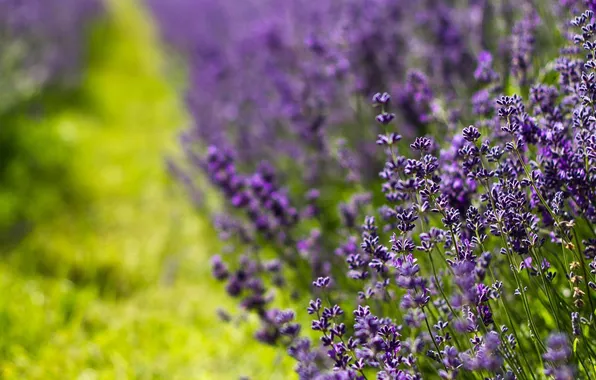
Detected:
[543,333,574,379]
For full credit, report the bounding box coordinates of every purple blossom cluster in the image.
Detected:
[158,1,596,378]
[0,0,102,109]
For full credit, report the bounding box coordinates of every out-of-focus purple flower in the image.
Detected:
[510,4,540,84]
[474,51,500,83]
[543,333,574,379]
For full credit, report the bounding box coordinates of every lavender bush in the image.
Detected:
[290,7,596,379]
[152,0,596,378]
[148,0,495,352]
[151,0,508,183]
[150,0,511,288]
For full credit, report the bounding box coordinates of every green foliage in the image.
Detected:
[0,0,294,378]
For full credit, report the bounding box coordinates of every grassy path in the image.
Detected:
[0,1,293,378]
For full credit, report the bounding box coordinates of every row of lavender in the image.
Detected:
[0,1,101,112]
[151,0,596,378]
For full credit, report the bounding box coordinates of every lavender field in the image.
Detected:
[2,0,596,379]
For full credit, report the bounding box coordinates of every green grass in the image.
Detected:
[0,0,294,378]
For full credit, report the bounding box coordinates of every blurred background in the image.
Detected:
[0,0,293,378]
